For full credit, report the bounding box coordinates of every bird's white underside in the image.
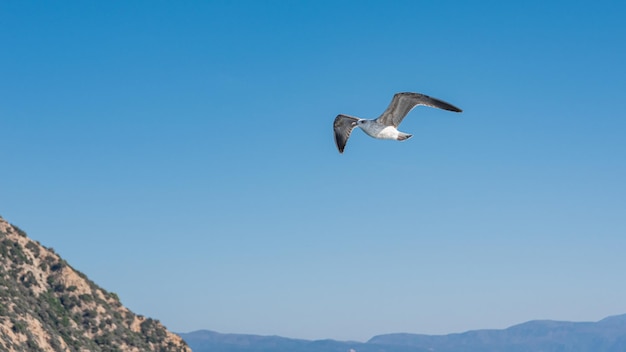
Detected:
[359,122,402,140]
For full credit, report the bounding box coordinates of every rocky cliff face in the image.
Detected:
[0,216,191,352]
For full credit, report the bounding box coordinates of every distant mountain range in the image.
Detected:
[180,314,626,352]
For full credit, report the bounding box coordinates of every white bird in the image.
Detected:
[333,92,462,153]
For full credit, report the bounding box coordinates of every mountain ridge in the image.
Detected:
[181,314,626,352]
[367,314,626,351]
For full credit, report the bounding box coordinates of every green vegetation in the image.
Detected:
[50,259,67,272]
[11,224,28,238]
[1,238,32,265]
[12,319,27,334]
[20,271,38,288]
[25,241,41,257]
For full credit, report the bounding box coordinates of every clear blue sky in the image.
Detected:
[2,0,626,342]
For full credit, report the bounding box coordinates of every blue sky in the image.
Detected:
[2,0,626,342]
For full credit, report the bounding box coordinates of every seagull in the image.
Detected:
[333,92,462,153]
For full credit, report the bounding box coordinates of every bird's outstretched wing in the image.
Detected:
[375,92,462,127]
[333,114,359,153]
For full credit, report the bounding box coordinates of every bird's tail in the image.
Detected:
[397,133,412,141]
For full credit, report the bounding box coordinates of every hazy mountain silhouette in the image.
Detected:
[181,314,626,352]
[178,329,427,352]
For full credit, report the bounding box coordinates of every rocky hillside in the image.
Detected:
[0,216,191,352]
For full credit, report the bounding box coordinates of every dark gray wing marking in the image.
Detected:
[333,114,359,154]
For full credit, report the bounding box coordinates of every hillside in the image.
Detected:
[181,315,626,352]
[0,216,190,352]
